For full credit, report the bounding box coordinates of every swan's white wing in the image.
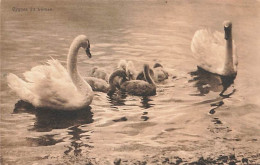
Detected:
[31,59,88,109]
[191,29,226,74]
[7,73,38,104]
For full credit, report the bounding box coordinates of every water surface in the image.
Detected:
[1,0,260,164]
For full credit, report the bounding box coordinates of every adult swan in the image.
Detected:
[7,35,94,110]
[191,21,238,77]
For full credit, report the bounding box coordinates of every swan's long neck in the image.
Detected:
[144,65,155,85]
[223,30,234,75]
[67,41,80,82]
[67,40,92,94]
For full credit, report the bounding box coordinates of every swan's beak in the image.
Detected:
[224,25,231,40]
[224,28,228,40]
[85,48,92,58]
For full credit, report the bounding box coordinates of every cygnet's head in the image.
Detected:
[90,67,98,74]
[117,60,127,71]
[223,21,232,40]
[126,61,136,80]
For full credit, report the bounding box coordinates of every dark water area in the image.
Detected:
[1,0,260,164]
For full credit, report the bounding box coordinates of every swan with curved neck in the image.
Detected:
[7,35,94,110]
[108,64,156,96]
[67,35,93,94]
[191,20,238,77]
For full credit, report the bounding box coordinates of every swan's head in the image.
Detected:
[223,21,232,40]
[75,35,92,58]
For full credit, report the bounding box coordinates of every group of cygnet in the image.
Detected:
[86,59,169,96]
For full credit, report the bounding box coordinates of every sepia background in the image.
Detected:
[1,0,260,164]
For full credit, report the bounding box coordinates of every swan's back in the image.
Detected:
[7,59,91,110]
[191,29,237,75]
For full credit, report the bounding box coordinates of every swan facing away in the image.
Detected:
[108,64,156,96]
[191,21,238,77]
[7,35,94,110]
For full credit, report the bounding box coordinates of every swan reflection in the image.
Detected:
[13,100,93,132]
[64,126,93,156]
[189,67,236,97]
[26,134,64,147]
[107,93,154,110]
[140,96,154,109]
[107,91,127,107]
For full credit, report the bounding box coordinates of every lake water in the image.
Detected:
[1,0,260,164]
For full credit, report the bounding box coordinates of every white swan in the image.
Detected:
[7,35,94,110]
[191,21,238,77]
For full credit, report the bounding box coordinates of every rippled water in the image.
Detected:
[1,0,260,164]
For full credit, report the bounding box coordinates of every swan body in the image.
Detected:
[136,63,168,83]
[7,35,94,110]
[191,21,238,77]
[108,64,156,96]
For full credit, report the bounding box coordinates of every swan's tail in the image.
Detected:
[7,73,36,104]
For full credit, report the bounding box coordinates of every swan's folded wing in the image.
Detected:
[191,29,226,74]
[7,73,38,105]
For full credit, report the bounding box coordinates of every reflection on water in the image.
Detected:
[189,67,237,114]
[107,91,127,107]
[64,126,93,156]
[189,67,236,97]
[140,97,154,109]
[26,134,64,147]
[14,100,93,132]
[107,91,154,109]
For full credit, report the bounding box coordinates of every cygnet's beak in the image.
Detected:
[85,47,92,58]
